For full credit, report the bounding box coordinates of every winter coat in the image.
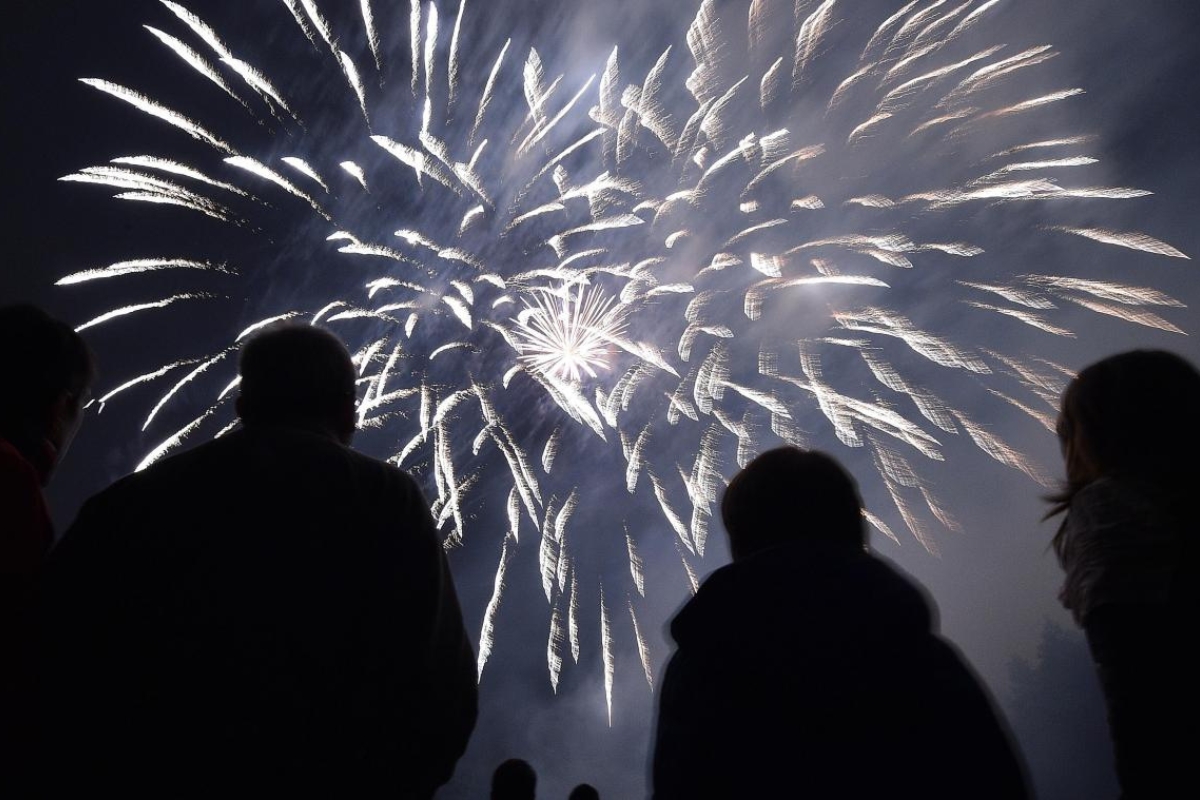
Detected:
[652,539,1029,799]
[40,426,477,799]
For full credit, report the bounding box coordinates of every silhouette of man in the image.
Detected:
[0,304,93,795]
[651,447,1029,799]
[491,758,537,800]
[41,324,477,799]
[568,783,600,800]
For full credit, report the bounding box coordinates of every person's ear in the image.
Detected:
[43,391,69,429]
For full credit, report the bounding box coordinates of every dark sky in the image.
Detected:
[4,1,1199,797]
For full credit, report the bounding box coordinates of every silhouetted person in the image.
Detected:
[0,304,93,794]
[1047,350,1200,798]
[568,783,599,800]
[652,447,1029,799]
[491,758,537,800]
[41,324,477,799]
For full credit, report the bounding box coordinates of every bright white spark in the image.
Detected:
[80,79,235,154]
[512,286,628,383]
[57,258,229,286]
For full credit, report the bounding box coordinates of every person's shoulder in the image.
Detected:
[1071,476,1166,530]
[78,434,239,516]
[1073,476,1121,505]
[335,440,421,491]
[1072,475,1156,510]
[113,432,229,484]
[674,542,932,645]
[859,549,927,592]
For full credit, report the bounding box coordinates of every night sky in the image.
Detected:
[4,1,1199,797]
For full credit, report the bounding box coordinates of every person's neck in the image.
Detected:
[242,419,346,444]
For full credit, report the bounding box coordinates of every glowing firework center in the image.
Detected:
[512,286,628,384]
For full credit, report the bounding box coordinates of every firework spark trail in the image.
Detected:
[339,51,372,125]
[96,188,232,224]
[281,157,330,191]
[567,574,581,663]
[56,258,231,286]
[985,387,1058,433]
[144,25,255,115]
[600,585,615,726]
[409,0,422,95]
[447,0,466,107]
[628,599,653,690]
[970,89,1086,125]
[477,534,511,681]
[518,75,598,156]
[75,294,214,333]
[220,54,298,122]
[94,358,205,409]
[1047,227,1191,259]
[547,591,565,693]
[143,351,232,431]
[794,0,838,83]
[625,526,646,596]
[80,79,235,154]
[863,509,902,545]
[965,301,1076,338]
[225,156,330,219]
[288,0,373,121]
[280,0,318,47]
[1060,297,1187,336]
[1024,276,1186,308]
[137,398,229,472]
[361,0,383,74]
[63,0,1192,715]
[340,160,370,189]
[110,156,254,198]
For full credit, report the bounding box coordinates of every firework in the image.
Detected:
[61,0,1187,722]
[512,285,628,383]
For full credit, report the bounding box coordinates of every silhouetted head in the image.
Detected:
[721,447,865,560]
[490,758,536,800]
[0,304,96,483]
[568,784,600,800]
[236,324,356,445]
[1050,349,1200,517]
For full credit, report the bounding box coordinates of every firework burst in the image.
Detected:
[61,0,1188,720]
[513,286,628,383]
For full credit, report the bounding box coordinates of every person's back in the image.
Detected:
[41,324,477,799]
[651,448,1028,799]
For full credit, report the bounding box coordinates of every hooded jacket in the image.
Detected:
[652,539,1028,799]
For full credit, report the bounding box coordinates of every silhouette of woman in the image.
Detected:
[1048,349,1200,798]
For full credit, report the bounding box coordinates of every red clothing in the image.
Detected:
[1,437,54,579]
[1,438,52,793]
